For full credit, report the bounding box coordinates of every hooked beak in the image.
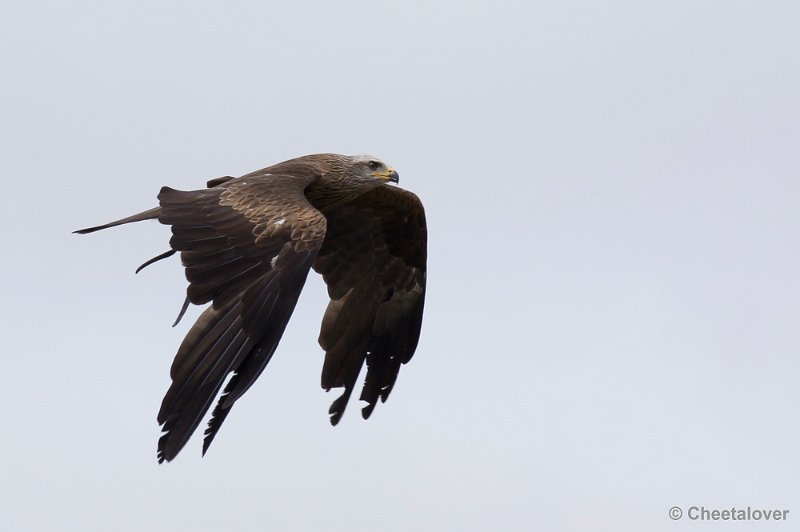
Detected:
[372,168,400,184]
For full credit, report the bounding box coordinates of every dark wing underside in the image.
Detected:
[314,186,427,425]
[155,172,326,462]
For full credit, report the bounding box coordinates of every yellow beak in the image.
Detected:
[371,168,400,183]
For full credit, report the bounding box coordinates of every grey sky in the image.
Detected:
[2,1,798,531]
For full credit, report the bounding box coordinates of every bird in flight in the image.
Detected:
[75,153,427,462]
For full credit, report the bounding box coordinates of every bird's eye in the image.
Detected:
[368,161,381,171]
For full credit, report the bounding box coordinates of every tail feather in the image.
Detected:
[73,206,162,234]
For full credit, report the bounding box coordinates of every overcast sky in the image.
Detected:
[2,1,799,531]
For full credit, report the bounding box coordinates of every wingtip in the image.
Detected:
[157,432,174,464]
[361,402,377,420]
[201,438,212,457]
[74,207,162,236]
[136,249,177,274]
[328,394,348,426]
[156,446,168,464]
[201,421,217,457]
[328,401,341,426]
[172,297,191,327]
[73,226,101,235]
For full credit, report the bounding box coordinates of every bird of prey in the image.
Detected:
[75,153,427,462]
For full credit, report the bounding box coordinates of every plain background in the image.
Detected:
[2,1,798,530]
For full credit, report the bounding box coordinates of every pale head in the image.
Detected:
[301,153,401,209]
[345,154,400,185]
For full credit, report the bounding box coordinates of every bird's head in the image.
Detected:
[346,155,399,186]
[300,153,401,208]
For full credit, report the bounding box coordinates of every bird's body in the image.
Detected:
[76,153,427,462]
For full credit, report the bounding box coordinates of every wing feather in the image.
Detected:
[155,173,326,462]
[314,186,427,424]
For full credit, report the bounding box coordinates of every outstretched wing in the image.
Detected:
[156,172,326,462]
[313,186,427,425]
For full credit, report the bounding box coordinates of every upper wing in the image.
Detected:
[313,186,427,425]
[156,171,326,462]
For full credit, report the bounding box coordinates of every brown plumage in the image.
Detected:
[75,153,427,462]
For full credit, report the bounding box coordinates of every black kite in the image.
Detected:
[75,154,427,462]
